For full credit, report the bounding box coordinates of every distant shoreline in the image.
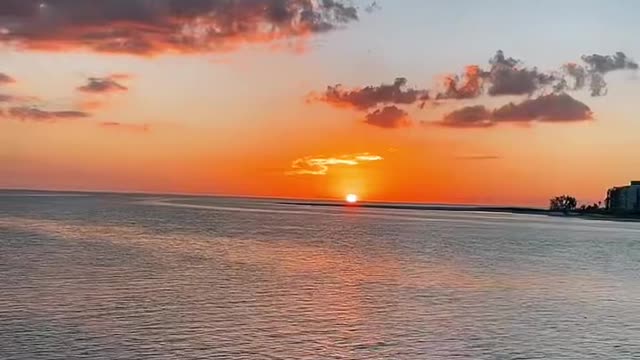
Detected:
[280,201,549,214]
[2,189,638,223]
[279,202,640,223]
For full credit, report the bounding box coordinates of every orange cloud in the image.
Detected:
[436,65,484,100]
[0,0,359,55]
[288,153,383,176]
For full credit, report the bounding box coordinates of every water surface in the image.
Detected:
[1,192,639,359]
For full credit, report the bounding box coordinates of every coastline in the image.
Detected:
[2,189,638,223]
[280,201,640,223]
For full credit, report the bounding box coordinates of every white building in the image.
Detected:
[606,181,640,213]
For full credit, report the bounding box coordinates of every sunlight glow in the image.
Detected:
[346,194,358,203]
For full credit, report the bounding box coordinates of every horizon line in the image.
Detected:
[0,187,544,209]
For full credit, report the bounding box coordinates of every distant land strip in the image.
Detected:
[279,202,640,222]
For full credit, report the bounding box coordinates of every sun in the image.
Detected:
[345,193,358,203]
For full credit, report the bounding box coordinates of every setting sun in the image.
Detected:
[346,194,358,203]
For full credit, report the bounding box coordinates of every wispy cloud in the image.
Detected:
[0,73,15,84]
[77,75,129,94]
[365,1,381,13]
[560,52,639,96]
[99,121,150,133]
[455,154,501,160]
[288,152,383,176]
[4,106,90,122]
[0,94,16,103]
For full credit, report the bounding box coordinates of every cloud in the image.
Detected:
[582,51,639,73]
[441,93,592,128]
[436,65,484,100]
[99,121,150,133]
[364,105,411,128]
[0,0,359,55]
[77,75,128,93]
[0,93,40,104]
[288,152,383,175]
[0,73,15,84]
[559,52,640,96]
[486,50,557,96]
[492,93,592,122]
[315,50,638,107]
[311,50,636,129]
[558,62,587,91]
[0,94,15,102]
[0,73,36,104]
[313,77,429,110]
[435,51,558,100]
[5,106,90,122]
[365,2,381,13]
[441,105,493,128]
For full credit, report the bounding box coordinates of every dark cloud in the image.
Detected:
[100,121,149,132]
[312,50,636,130]
[436,51,557,99]
[364,105,410,128]
[581,52,638,96]
[0,73,15,84]
[78,76,128,93]
[492,93,592,122]
[436,50,638,100]
[441,93,592,128]
[486,50,556,96]
[316,50,637,111]
[6,106,90,122]
[441,105,493,128]
[315,77,429,110]
[556,52,639,96]
[582,52,639,74]
[0,0,360,55]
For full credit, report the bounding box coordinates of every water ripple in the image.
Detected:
[1,194,639,359]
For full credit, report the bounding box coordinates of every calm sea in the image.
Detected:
[1,192,639,359]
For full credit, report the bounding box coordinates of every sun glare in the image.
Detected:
[346,194,358,203]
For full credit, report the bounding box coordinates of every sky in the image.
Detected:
[1,0,640,206]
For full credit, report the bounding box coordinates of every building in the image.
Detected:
[606,181,640,213]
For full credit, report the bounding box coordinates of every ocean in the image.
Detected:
[1,192,639,359]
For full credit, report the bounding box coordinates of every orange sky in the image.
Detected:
[1,1,640,206]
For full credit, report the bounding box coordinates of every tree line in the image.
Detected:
[549,195,604,214]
